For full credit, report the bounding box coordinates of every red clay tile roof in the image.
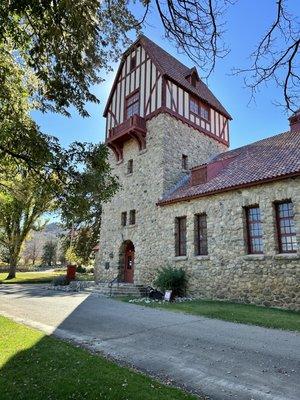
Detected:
[159,130,300,205]
[140,35,231,119]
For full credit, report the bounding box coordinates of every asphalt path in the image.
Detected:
[0,284,299,400]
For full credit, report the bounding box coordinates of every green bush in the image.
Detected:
[154,267,187,297]
[76,265,86,273]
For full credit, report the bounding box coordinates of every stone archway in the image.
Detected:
[119,241,135,283]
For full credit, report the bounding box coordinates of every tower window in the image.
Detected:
[121,212,127,226]
[189,96,209,121]
[129,210,136,225]
[194,214,208,255]
[175,216,187,256]
[127,159,133,174]
[245,206,264,254]
[275,200,297,253]
[126,91,140,119]
[182,154,188,170]
[191,73,197,87]
[130,55,136,71]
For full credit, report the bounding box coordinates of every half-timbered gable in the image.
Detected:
[104,35,231,161]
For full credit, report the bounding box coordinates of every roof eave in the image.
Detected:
[157,171,300,206]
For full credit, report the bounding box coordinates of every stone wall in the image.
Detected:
[153,178,300,310]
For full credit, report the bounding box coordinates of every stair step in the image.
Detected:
[92,283,146,298]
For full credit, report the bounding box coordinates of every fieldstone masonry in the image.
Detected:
[95,113,300,310]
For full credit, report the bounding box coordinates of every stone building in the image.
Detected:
[95,35,300,310]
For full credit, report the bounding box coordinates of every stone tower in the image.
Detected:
[95,35,231,284]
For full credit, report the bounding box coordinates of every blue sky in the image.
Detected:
[32,0,297,150]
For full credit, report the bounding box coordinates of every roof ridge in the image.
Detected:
[140,35,192,74]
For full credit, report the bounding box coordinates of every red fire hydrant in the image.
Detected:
[66,265,76,280]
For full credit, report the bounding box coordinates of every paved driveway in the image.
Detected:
[0,284,299,400]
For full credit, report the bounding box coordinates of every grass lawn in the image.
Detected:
[0,316,196,400]
[121,298,300,332]
[0,271,94,284]
[0,271,64,284]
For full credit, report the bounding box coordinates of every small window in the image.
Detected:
[130,55,136,71]
[189,98,198,115]
[275,200,297,253]
[189,96,209,121]
[175,216,187,256]
[245,206,263,254]
[127,159,133,174]
[201,106,209,120]
[126,91,140,119]
[182,154,188,170]
[194,214,208,255]
[191,73,197,87]
[121,212,127,227]
[129,209,136,225]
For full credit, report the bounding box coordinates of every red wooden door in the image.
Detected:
[124,243,134,283]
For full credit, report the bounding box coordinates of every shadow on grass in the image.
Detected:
[0,321,194,400]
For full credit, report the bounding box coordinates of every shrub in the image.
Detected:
[154,267,187,297]
[52,275,70,286]
[76,265,86,273]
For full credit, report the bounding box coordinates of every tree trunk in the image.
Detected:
[6,253,19,280]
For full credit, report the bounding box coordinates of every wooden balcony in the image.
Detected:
[106,114,147,162]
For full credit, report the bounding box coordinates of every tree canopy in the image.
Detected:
[0,0,298,115]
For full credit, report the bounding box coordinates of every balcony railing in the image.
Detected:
[108,114,146,141]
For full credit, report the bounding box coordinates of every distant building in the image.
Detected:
[95,36,300,310]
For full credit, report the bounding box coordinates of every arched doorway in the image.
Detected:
[120,241,135,283]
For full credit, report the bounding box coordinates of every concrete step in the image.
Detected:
[93,283,146,298]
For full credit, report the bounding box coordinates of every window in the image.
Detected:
[245,206,263,254]
[129,209,136,225]
[189,98,198,115]
[126,91,139,119]
[191,73,197,87]
[130,55,136,71]
[127,159,133,174]
[194,214,208,255]
[189,97,209,121]
[121,212,127,226]
[182,154,188,170]
[275,201,297,253]
[175,217,187,256]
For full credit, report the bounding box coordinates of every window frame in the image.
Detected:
[245,205,264,254]
[175,216,187,257]
[189,96,210,122]
[275,200,297,254]
[182,154,188,170]
[194,213,208,256]
[127,159,133,174]
[121,212,127,227]
[130,55,136,71]
[129,209,136,225]
[125,90,140,120]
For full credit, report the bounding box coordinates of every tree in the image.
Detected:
[0,0,140,117]
[42,241,57,267]
[0,0,298,118]
[23,238,41,266]
[0,164,59,279]
[61,143,118,265]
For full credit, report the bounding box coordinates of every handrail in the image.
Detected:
[108,275,120,297]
